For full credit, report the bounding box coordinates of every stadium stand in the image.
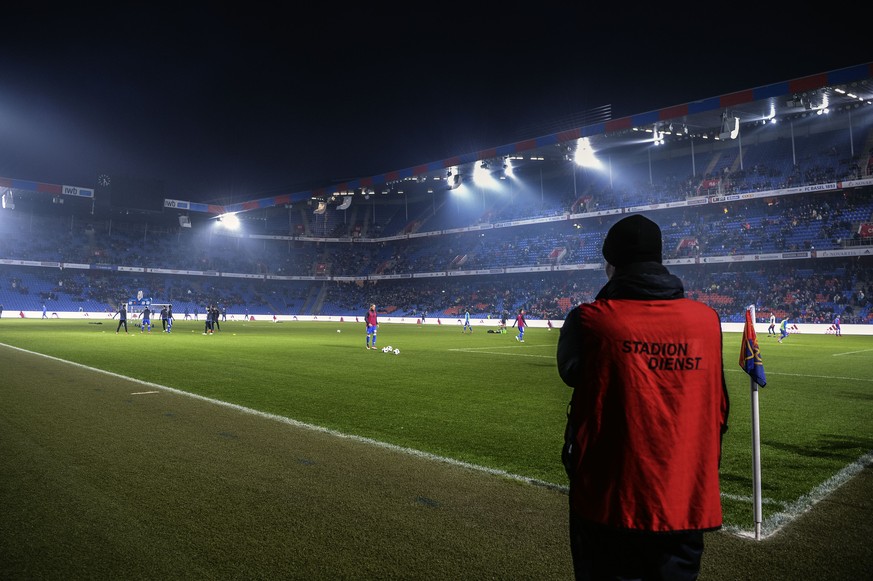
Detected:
[2,68,873,325]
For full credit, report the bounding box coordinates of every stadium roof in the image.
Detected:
[163,61,873,217]
[3,62,872,220]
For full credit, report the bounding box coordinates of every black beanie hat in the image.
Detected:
[602,214,662,267]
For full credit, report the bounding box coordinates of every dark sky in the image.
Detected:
[1,4,869,205]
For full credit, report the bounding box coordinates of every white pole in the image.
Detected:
[748,303,763,540]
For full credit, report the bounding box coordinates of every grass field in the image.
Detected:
[1,316,871,539]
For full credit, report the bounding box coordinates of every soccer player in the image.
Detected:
[166,304,174,333]
[204,305,215,335]
[160,305,169,332]
[463,309,473,334]
[140,305,152,333]
[365,304,379,350]
[112,303,128,334]
[778,316,790,343]
[768,312,776,336]
[512,308,528,342]
[212,305,221,332]
[833,314,841,337]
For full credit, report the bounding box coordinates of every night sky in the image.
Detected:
[1,4,868,205]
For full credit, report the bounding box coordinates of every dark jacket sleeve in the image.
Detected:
[556,306,584,387]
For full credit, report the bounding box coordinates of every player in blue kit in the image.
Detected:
[777,316,790,343]
[140,305,152,333]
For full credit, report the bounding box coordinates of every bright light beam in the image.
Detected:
[574,138,602,169]
[217,213,240,229]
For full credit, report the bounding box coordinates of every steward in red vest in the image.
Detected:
[557,214,729,580]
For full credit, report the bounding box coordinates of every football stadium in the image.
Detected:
[2,59,872,579]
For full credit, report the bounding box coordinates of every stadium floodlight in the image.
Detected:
[574,137,602,169]
[503,158,514,177]
[447,168,461,190]
[652,125,665,146]
[473,161,498,187]
[216,212,240,230]
[719,111,740,140]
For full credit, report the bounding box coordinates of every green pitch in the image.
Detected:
[1,318,871,535]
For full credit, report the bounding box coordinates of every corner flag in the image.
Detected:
[740,309,767,387]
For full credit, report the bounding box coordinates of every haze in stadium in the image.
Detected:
[0,5,867,206]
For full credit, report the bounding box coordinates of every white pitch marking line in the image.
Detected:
[449,348,553,358]
[131,391,160,395]
[725,368,873,383]
[4,342,870,540]
[832,348,873,356]
[0,342,565,495]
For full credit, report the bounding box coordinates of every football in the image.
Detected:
[336,329,341,333]
[393,349,400,355]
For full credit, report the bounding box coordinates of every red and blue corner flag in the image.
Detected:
[740,309,767,387]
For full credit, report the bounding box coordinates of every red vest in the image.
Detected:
[565,298,728,532]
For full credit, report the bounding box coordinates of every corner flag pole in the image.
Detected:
[748,304,763,540]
